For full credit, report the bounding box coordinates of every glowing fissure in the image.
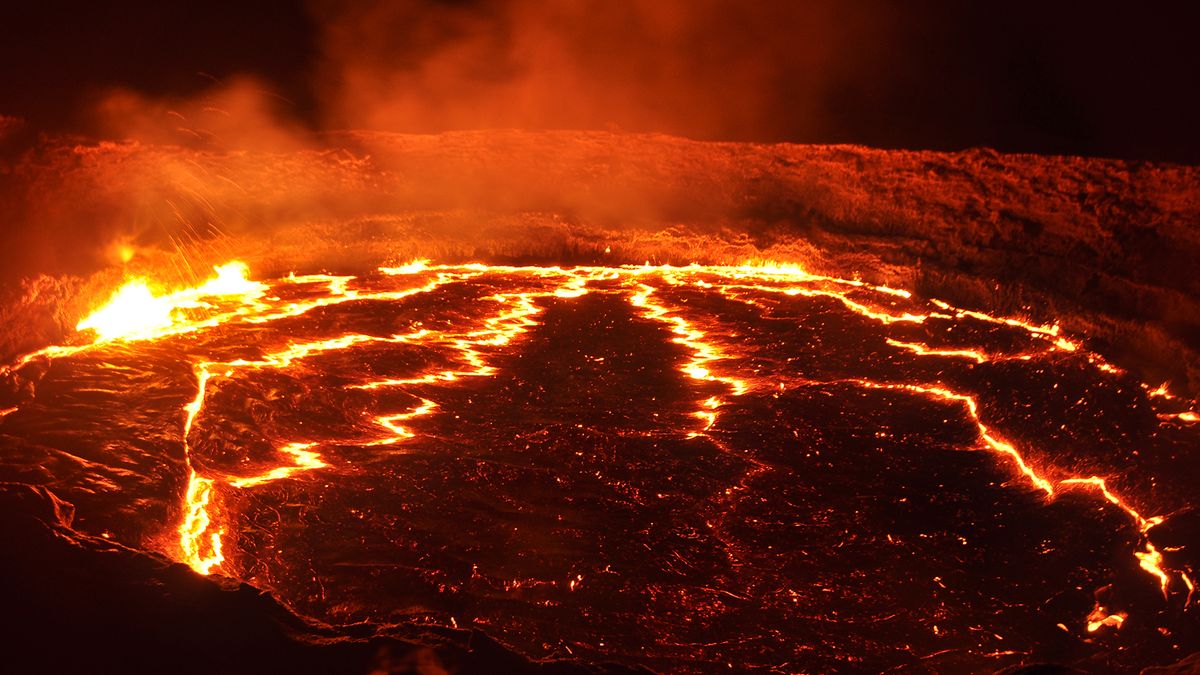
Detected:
[621,274,773,575]
[228,443,328,488]
[929,299,1077,352]
[179,470,222,576]
[367,398,439,446]
[179,363,222,574]
[1145,383,1200,424]
[719,281,1081,361]
[884,338,989,363]
[848,379,1055,494]
[644,263,1187,604]
[178,332,436,573]
[5,258,1195,632]
[351,269,608,449]
[627,280,748,437]
[173,270,479,573]
[9,264,479,374]
[842,378,1174,597]
[171,267,607,572]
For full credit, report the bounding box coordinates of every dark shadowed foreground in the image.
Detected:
[0,483,646,675]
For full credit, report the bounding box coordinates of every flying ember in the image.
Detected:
[2,259,1197,673]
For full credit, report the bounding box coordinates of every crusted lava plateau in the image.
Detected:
[0,132,1198,674]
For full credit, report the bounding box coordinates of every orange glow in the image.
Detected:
[179,470,223,575]
[1160,411,1199,423]
[76,262,267,343]
[228,443,328,488]
[628,281,748,436]
[1147,383,1174,399]
[380,259,431,275]
[75,281,175,342]
[885,338,988,363]
[367,398,438,446]
[851,380,1055,496]
[929,299,1073,349]
[1135,542,1172,598]
[192,261,264,297]
[1086,603,1127,632]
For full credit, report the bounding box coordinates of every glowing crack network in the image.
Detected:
[3,258,1198,672]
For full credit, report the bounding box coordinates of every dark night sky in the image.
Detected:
[1,1,1198,163]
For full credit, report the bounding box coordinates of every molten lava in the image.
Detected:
[3,258,1198,672]
[76,262,267,343]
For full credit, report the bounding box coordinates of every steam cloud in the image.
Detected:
[77,0,905,146]
[310,0,892,140]
[0,1,900,277]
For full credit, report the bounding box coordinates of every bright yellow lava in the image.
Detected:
[1086,602,1127,632]
[228,443,328,488]
[75,282,175,342]
[179,470,223,575]
[75,262,267,343]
